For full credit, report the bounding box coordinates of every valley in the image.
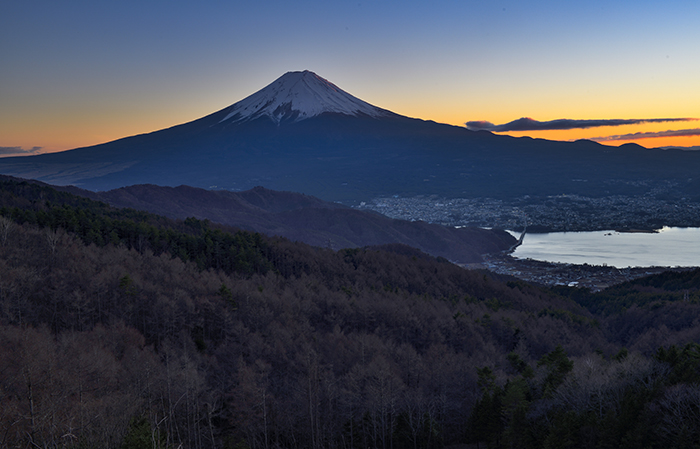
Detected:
[359,188,700,289]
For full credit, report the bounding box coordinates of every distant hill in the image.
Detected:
[0,175,515,263]
[94,184,515,263]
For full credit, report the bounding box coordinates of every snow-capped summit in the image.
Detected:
[219,70,394,125]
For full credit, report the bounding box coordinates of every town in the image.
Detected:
[474,253,692,292]
[358,188,700,289]
[357,186,700,232]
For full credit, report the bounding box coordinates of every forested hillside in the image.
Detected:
[16,178,516,264]
[2,178,700,448]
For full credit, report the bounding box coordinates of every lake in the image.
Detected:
[509,227,700,268]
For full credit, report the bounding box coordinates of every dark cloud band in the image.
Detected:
[590,128,700,142]
[466,117,696,132]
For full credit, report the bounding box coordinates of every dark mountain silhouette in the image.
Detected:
[1,70,699,202]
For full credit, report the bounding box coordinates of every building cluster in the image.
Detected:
[358,192,700,232]
[472,253,692,292]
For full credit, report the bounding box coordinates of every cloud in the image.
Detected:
[589,128,700,142]
[660,146,700,151]
[464,120,497,130]
[0,146,43,156]
[465,117,696,132]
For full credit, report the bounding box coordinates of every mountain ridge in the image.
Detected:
[0,174,514,262]
[94,183,515,263]
[1,71,699,204]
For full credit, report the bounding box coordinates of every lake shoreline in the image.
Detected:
[472,253,696,291]
[508,227,700,269]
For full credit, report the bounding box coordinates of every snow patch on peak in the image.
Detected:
[220,70,393,124]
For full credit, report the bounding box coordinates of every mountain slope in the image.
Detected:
[4,171,700,448]
[1,71,699,202]
[95,183,515,263]
[219,70,395,124]
[0,174,514,262]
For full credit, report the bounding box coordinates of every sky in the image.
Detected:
[2,1,700,156]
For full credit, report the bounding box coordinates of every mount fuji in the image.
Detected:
[218,70,396,124]
[1,70,699,202]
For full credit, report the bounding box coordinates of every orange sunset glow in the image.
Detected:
[2,2,699,156]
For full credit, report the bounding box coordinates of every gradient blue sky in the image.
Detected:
[2,0,699,155]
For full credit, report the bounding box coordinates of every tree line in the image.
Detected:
[1,178,700,448]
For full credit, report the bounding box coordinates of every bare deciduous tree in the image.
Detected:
[0,216,13,246]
